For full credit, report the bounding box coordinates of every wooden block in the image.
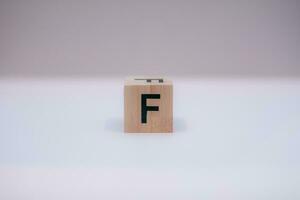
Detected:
[124,77,173,133]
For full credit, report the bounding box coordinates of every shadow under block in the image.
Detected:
[124,78,173,133]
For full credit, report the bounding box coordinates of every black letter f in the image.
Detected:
[141,94,160,123]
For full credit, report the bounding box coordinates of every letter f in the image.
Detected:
[141,94,160,123]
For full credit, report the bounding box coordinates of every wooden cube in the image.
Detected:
[124,77,173,133]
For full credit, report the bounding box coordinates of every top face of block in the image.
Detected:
[125,77,172,86]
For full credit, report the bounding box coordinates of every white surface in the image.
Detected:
[0,78,299,199]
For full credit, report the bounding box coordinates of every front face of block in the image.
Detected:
[124,78,173,133]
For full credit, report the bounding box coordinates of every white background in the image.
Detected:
[1,1,300,199]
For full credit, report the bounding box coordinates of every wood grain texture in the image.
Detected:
[124,78,173,133]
